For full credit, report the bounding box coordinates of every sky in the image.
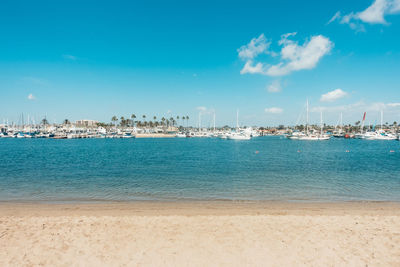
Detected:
[1,0,400,127]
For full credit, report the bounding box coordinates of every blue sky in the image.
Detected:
[1,0,400,126]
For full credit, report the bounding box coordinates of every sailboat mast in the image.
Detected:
[381,110,383,131]
[306,99,309,135]
[198,112,201,132]
[213,112,216,132]
[320,111,323,136]
[340,112,343,133]
[236,109,239,130]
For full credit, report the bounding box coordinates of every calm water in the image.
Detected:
[0,136,399,202]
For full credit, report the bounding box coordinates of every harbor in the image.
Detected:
[1,110,399,140]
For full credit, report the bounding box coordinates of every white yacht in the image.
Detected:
[227,110,251,140]
[286,131,306,140]
[176,132,187,138]
[362,111,396,140]
[227,133,251,140]
[364,130,397,140]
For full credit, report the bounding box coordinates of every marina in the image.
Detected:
[2,111,399,140]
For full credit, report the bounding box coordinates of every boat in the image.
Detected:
[227,110,251,140]
[292,100,330,141]
[176,132,187,138]
[286,131,306,140]
[354,112,367,139]
[227,132,251,140]
[333,113,345,138]
[363,130,397,140]
[360,111,396,140]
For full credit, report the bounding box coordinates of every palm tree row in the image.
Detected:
[110,114,190,128]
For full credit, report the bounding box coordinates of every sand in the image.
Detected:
[1,201,400,266]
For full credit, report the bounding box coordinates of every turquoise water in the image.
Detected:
[0,136,399,202]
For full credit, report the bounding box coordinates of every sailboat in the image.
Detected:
[363,111,397,140]
[289,100,330,140]
[354,112,367,139]
[333,113,345,138]
[227,110,251,140]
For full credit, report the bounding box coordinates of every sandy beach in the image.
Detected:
[1,201,399,266]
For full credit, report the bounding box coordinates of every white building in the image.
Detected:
[75,120,99,127]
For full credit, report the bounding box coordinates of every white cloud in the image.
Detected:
[327,11,342,24]
[27,93,36,100]
[196,106,215,115]
[237,34,270,60]
[278,32,297,45]
[320,89,348,102]
[239,34,333,77]
[265,107,283,114]
[266,35,333,76]
[62,54,77,60]
[358,0,388,23]
[330,0,400,30]
[240,60,265,75]
[312,100,400,114]
[267,80,282,93]
[387,102,400,107]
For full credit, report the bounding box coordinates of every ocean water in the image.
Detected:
[0,136,399,203]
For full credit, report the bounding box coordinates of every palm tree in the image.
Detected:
[41,118,49,125]
[142,115,146,128]
[153,116,157,128]
[111,116,118,128]
[161,117,166,127]
[182,116,185,129]
[131,114,136,127]
[186,115,189,128]
[63,119,70,125]
[120,116,126,127]
[176,116,180,126]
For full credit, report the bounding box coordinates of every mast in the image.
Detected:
[320,111,323,136]
[381,110,383,131]
[213,112,216,132]
[236,109,239,130]
[198,112,201,132]
[306,99,309,135]
[340,112,343,134]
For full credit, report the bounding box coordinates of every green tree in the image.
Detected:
[131,114,136,127]
[111,116,118,127]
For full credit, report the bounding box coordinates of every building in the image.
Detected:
[75,120,99,127]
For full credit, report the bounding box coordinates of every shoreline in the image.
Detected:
[1,200,400,216]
